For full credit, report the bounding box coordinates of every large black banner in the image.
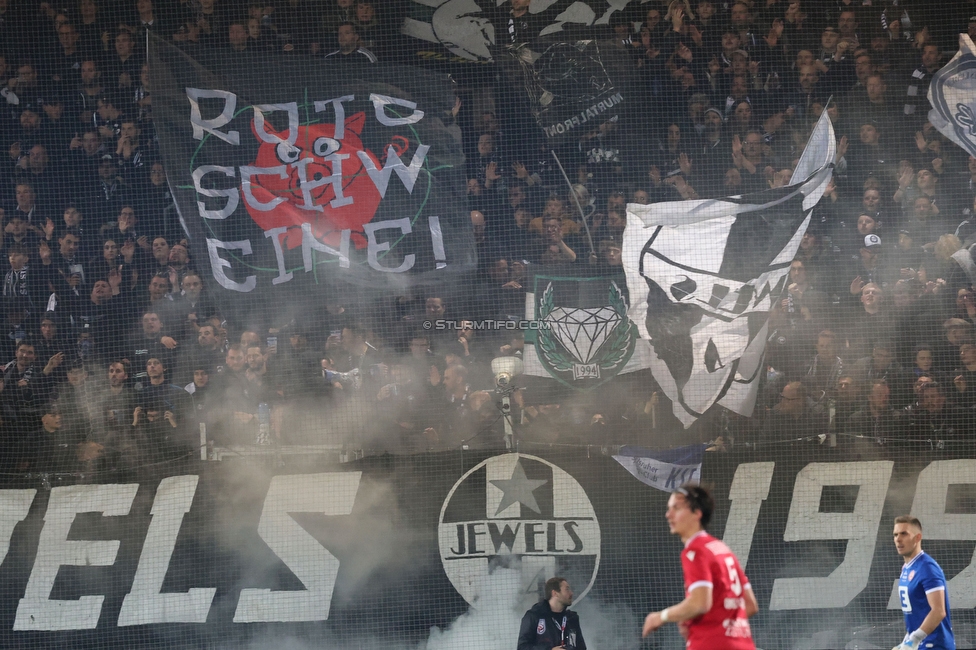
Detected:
[149,37,475,315]
[0,449,974,649]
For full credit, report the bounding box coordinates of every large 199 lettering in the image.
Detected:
[769,462,893,610]
[888,460,976,609]
[233,472,362,622]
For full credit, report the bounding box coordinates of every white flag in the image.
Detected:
[621,112,835,426]
[928,34,976,159]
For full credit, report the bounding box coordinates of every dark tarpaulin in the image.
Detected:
[0,450,974,649]
[494,37,633,145]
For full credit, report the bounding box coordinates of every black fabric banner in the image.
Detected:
[0,448,974,649]
[495,38,631,144]
[148,37,475,317]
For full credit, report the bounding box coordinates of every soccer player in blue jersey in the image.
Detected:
[892,516,955,650]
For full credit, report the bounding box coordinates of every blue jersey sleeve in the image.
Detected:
[917,561,947,596]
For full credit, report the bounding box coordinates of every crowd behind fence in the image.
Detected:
[2,0,976,476]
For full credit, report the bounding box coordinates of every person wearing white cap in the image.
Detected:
[845,234,889,308]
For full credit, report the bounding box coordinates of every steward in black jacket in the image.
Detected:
[517,578,586,650]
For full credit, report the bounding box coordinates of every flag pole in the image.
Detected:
[550,150,597,261]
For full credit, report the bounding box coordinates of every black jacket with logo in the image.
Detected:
[517,601,586,650]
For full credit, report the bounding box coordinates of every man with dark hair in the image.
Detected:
[34,314,67,377]
[52,22,85,83]
[53,358,97,433]
[89,153,128,221]
[892,516,955,650]
[243,343,274,404]
[0,213,41,261]
[517,576,586,650]
[208,344,255,444]
[847,380,903,441]
[126,311,177,386]
[99,205,144,249]
[145,271,187,335]
[422,362,491,449]
[643,483,758,648]
[115,120,147,181]
[901,44,942,129]
[75,61,105,125]
[95,360,137,464]
[132,399,190,464]
[3,242,55,314]
[34,402,86,472]
[801,330,844,400]
[908,381,969,444]
[178,323,223,383]
[852,341,909,404]
[324,22,377,63]
[48,227,88,300]
[105,30,142,91]
[0,341,58,429]
[141,357,186,402]
[9,182,41,225]
[56,206,96,260]
[228,20,250,52]
[335,323,381,378]
[94,92,127,143]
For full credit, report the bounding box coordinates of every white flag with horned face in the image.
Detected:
[621,112,835,426]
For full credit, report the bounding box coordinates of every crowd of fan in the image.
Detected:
[3,0,976,475]
[460,0,976,452]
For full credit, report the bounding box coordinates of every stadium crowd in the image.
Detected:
[2,0,976,474]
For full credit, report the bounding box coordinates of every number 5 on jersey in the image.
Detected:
[726,557,742,596]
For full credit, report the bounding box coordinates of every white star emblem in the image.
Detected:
[490,460,548,515]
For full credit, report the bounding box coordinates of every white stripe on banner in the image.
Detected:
[612,444,707,492]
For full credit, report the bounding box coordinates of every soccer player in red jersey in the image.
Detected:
[642,483,759,649]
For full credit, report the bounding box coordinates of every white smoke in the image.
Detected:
[426,567,523,650]
[424,566,644,650]
[573,595,643,650]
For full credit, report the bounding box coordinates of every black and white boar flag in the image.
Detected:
[621,112,835,427]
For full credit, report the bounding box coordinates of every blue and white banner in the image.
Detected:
[612,444,707,492]
[928,34,976,159]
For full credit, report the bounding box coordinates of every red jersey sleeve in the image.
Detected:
[681,542,715,595]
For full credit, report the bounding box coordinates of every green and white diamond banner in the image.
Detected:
[524,274,652,390]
